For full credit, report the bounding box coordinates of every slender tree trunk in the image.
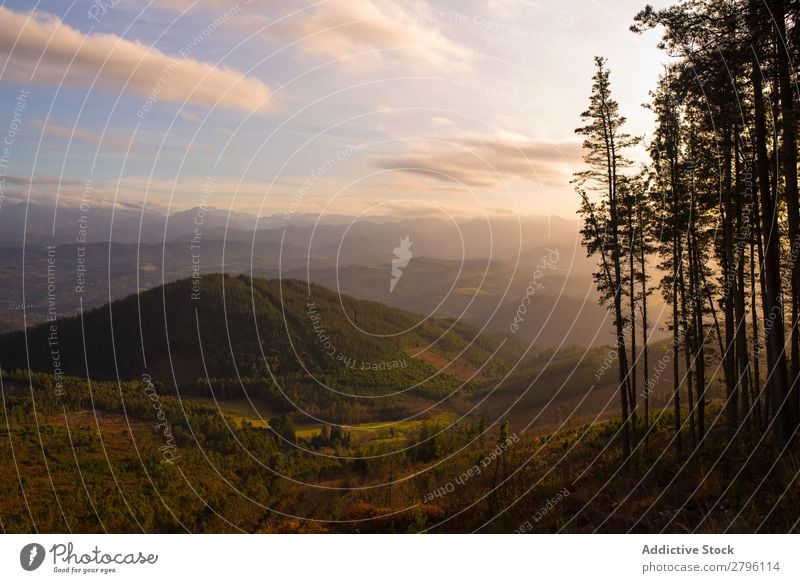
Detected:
[614,280,631,457]
[752,159,771,431]
[773,0,800,434]
[734,133,751,434]
[628,205,638,443]
[723,128,739,434]
[581,193,630,456]
[672,177,682,453]
[640,205,651,438]
[612,244,631,457]
[688,140,706,446]
[750,29,791,444]
[604,79,632,458]
[679,248,696,449]
[751,235,764,433]
[692,236,707,446]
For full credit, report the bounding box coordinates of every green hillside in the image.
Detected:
[0,274,530,423]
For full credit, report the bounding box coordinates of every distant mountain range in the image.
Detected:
[0,200,579,251]
[0,200,357,246]
[0,203,669,347]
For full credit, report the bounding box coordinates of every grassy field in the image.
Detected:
[189,396,459,445]
[189,397,277,429]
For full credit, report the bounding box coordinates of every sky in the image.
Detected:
[0,0,672,221]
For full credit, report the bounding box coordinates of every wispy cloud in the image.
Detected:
[34,120,130,152]
[0,174,95,207]
[262,0,471,71]
[0,6,273,113]
[3,174,83,187]
[148,0,471,72]
[373,133,582,188]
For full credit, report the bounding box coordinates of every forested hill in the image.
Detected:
[0,274,522,394]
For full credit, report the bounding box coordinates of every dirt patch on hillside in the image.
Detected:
[407,347,482,382]
[46,409,149,431]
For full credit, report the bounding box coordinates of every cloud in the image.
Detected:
[3,174,83,187]
[179,110,201,123]
[113,176,277,210]
[34,120,130,152]
[373,133,583,188]
[0,174,95,207]
[149,0,471,72]
[0,6,272,113]
[360,198,464,218]
[430,116,454,127]
[265,0,470,71]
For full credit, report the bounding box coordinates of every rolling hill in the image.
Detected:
[0,274,536,423]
